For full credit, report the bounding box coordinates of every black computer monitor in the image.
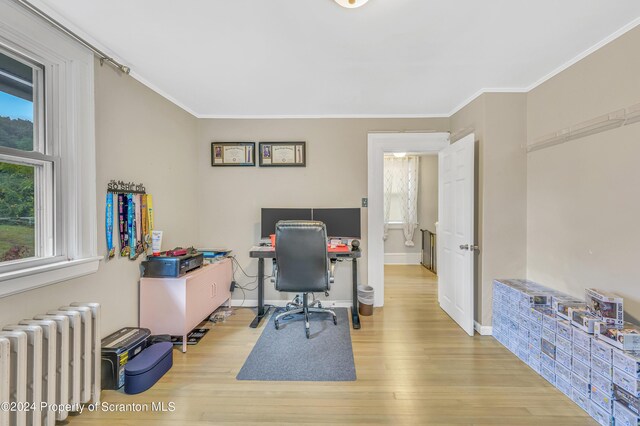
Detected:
[312,208,361,239]
[260,208,313,238]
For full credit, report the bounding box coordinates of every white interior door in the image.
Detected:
[437,133,475,336]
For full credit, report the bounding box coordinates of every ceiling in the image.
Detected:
[30,0,640,117]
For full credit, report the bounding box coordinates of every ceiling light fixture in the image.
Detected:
[334,0,369,9]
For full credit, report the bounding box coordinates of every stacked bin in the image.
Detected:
[492,279,640,426]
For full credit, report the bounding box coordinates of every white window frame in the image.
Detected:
[0,2,99,297]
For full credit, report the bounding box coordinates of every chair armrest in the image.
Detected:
[270,259,277,284]
[329,259,336,284]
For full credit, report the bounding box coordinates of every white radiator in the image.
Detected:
[20,320,57,426]
[2,325,43,426]
[0,337,10,426]
[59,306,92,404]
[0,303,101,425]
[0,330,27,426]
[34,314,69,422]
[47,309,81,407]
[71,302,101,404]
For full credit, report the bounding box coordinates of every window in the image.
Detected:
[0,49,52,266]
[0,2,98,297]
[383,155,419,246]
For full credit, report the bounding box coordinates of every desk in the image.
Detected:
[248,246,362,329]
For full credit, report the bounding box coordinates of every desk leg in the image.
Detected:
[351,258,361,329]
[250,258,269,328]
[182,335,187,353]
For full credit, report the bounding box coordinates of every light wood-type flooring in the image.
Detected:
[70,265,595,425]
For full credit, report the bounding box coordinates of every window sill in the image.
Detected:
[0,256,102,298]
[386,223,407,229]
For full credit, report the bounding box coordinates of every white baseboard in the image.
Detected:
[231,299,353,309]
[474,321,493,336]
[384,252,421,265]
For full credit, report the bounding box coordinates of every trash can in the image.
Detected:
[357,285,375,316]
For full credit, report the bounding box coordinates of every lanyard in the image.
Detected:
[127,194,136,259]
[141,195,148,252]
[106,193,115,259]
[118,193,130,257]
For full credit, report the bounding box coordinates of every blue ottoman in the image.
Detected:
[124,342,173,394]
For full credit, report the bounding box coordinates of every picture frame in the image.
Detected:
[211,142,255,166]
[259,142,306,167]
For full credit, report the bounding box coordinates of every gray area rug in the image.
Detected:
[237,307,356,381]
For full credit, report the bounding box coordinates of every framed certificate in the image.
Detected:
[211,142,255,166]
[259,142,306,167]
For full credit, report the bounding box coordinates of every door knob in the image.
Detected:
[459,244,479,251]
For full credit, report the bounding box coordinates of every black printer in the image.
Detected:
[141,248,204,278]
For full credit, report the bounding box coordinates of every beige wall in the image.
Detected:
[418,154,439,233]
[527,26,640,321]
[0,61,199,335]
[450,93,528,326]
[196,118,448,302]
[383,154,438,260]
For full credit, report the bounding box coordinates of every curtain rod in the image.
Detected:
[14,0,131,74]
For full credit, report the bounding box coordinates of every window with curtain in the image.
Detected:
[383,155,419,246]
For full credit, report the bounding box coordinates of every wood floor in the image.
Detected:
[70,265,595,425]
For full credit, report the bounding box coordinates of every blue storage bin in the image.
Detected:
[125,342,173,394]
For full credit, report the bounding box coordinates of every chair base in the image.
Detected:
[274,293,337,339]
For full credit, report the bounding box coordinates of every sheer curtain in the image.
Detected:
[383,156,419,246]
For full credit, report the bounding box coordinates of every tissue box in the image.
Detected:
[573,343,591,366]
[556,335,572,355]
[557,319,573,341]
[589,400,613,426]
[556,362,572,383]
[592,355,614,379]
[572,371,591,396]
[592,338,614,363]
[542,309,557,332]
[572,358,591,381]
[614,383,640,415]
[614,368,640,397]
[595,322,640,351]
[613,351,640,379]
[572,387,590,412]
[570,308,600,334]
[585,288,624,326]
[592,371,614,397]
[556,376,572,397]
[542,326,555,345]
[613,401,640,426]
[591,386,613,413]
[541,338,556,360]
[556,348,572,370]
[573,328,592,351]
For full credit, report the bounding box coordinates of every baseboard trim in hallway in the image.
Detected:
[474,321,493,336]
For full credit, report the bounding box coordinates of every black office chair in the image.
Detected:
[272,220,337,338]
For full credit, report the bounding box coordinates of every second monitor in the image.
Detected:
[260,207,361,240]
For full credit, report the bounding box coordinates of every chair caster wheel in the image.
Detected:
[333,317,338,325]
[305,328,310,339]
[274,321,280,330]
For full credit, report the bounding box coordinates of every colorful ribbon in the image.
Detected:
[118,193,130,257]
[106,193,115,259]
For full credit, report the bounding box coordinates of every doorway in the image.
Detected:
[367,132,477,336]
[367,132,449,307]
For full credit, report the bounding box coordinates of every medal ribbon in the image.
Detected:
[141,195,149,252]
[106,193,115,259]
[118,193,130,257]
[134,194,143,257]
[127,194,136,259]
